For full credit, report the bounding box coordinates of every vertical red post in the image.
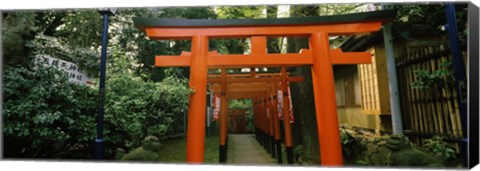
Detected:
[272,82,283,163]
[267,90,276,158]
[186,35,208,163]
[251,36,267,55]
[219,67,228,163]
[264,91,273,155]
[280,66,294,164]
[310,32,343,166]
[254,98,259,142]
[260,94,268,149]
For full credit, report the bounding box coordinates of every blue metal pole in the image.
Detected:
[94,12,109,160]
[444,3,468,167]
[382,22,404,135]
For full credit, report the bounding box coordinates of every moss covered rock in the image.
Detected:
[115,148,126,160]
[120,135,163,161]
[340,128,445,168]
[391,148,444,167]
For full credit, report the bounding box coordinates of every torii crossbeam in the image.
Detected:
[134,10,395,166]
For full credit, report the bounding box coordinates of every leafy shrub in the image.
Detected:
[412,61,453,90]
[3,63,98,158]
[3,53,191,158]
[101,45,192,154]
[103,74,191,152]
[339,128,356,158]
[423,136,456,162]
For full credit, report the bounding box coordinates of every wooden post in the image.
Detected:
[268,90,276,158]
[272,82,283,163]
[219,67,228,163]
[254,99,260,143]
[261,94,269,151]
[186,35,208,163]
[266,91,276,157]
[310,32,343,166]
[280,66,294,164]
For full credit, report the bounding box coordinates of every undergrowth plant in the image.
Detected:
[412,60,453,90]
[423,136,456,162]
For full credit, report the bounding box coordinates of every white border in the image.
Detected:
[0,0,478,171]
[0,0,472,10]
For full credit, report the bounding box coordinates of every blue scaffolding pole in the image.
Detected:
[95,8,116,160]
[444,3,468,167]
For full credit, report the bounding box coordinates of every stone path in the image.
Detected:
[227,134,275,165]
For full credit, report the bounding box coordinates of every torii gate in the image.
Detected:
[210,70,303,163]
[208,67,304,164]
[134,10,395,166]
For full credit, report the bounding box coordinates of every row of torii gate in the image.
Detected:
[134,10,396,166]
[209,68,302,164]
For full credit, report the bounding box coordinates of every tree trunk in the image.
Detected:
[287,5,321,164]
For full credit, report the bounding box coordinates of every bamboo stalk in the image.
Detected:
[441,54,459,137]
[397,60,411,132]
[408,51,423,143]
[412,50,426,135]
[430,47,446,135]
[423,47,440,134]
[405,56,419,143]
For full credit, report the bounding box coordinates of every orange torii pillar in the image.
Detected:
[255,97,266,148]
[135,10,393,165]
[261,96,268,149]
[185,35,208,163]
[263,91,275,157]
[271,82,283,164]
[259,94,268,150]
[280,66,295,164]
[254,98,260,143]
[218,68,228,163]
[267,90,276,158]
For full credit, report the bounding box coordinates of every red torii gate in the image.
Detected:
[134,10,395,166]
[209,69,302,164]
[209,70,303,163]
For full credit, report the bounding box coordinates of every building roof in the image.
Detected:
[133,10,396,31]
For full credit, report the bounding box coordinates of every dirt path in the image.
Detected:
[227,134,275,165]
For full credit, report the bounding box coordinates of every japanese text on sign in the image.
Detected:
[35,55,93,85]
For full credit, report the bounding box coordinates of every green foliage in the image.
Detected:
[390,4,446,26]
[339,129,356,157]
[388,3,468,40]
[3,50,192,158]
[110,8,216,81]
[2,12,37,66]
[104,73,191,151]
[103,45,192,152]
[228,99,252,109]
[412,60,452,89]
[3,63,97,158]
[214,6,265,55]
[229,99,254,133]
[423,136,456,162]
[215,6,265,19]
[27,35,100,77]
[53,10,103,48]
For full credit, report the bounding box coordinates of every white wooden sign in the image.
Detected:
[35,55,94,85]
